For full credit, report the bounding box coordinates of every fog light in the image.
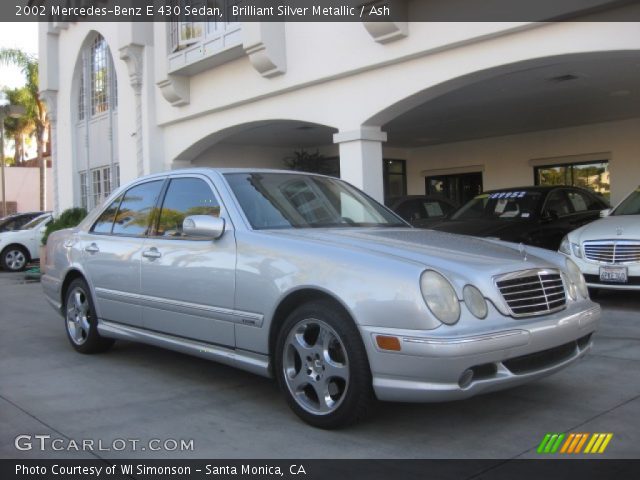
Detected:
[458,369,474,389]
[376,335,401,351]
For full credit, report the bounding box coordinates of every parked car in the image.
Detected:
[430,186,609,250]
[559,186,640,293]
[43,169,599,428]
[388,195,458,228]
[0,211,45,233]
[0,213,52,272]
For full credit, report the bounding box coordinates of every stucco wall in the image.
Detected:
[406,118,640,205]
[1,167,53,213]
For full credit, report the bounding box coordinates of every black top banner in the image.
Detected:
[4,0,640,22]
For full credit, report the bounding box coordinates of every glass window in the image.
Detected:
[535,160,609,202]
[79,172,88,210]
[91,35,109,115]
[613,189,640,216]
[452,190,543,221]
[154,178,220,238]
[383,159,407,201]
[567,191,588,212]
[92,169,102,206]
[112,181,164,236]
[544,190,572,217]
[170,1,241,52]
[425,172,482,207]
[225,173,405,230]
[91,194,123,234]
[78,70,85,121]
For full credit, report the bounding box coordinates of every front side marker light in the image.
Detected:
[376,335,401,351]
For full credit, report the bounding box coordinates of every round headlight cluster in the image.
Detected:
[463,285,488,319]
[565,258,588,299]
[420,271,460,325]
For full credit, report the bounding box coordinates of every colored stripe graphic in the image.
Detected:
[540,433,613,454]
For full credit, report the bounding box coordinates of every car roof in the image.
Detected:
[484,185,590,193]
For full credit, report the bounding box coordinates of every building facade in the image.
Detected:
[39,4,640,214]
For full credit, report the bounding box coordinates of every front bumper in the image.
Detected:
[570,256,640,290]
[361,303,600,402]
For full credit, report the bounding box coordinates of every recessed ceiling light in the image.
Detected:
[547,74,579,83]
[610,90,631,97]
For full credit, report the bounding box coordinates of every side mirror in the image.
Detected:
[183,215,225,239]
[600,208,612,218]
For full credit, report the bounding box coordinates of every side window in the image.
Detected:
[544,190,572,217]
[112,181,164,236]
[396,200,424,221]
[91,194,123,234]
[154,178,220,238]
[567,191,590,213]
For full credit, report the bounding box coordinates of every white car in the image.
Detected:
[560,187,640,292]
[0,213,52,272]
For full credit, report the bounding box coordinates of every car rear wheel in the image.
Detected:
[275,300,374,429]
[64,278,114,354]
[1,246,28,272]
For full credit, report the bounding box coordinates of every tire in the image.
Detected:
[1,245,29,272]
[64,278,114,354]
[275,300,374,429]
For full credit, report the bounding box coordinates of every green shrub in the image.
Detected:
[42,207,88,245]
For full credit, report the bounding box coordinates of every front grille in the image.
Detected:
[583,241,640,264]
[496,269,566,317]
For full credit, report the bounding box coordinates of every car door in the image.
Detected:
[139,175,237,347]
[79,179,165,328]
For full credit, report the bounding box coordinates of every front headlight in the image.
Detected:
[566,258,589,299]
[420,270,461,325]
[463,285,488,319]
[559,235,582,258]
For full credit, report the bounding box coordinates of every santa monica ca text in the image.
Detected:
[16,464,307,476]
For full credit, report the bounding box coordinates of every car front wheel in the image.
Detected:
[64,278,114,354]
[275,300,374,429]
[1,246,28,272]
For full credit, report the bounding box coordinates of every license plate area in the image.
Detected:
[599,266,628,283]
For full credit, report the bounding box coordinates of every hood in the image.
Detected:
[268,227,561,281]
[572,215,640,243]
[429,219,529,240]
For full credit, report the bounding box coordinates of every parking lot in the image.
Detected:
[1,270,639,460]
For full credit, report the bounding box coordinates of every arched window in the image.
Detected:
[77,34,117,120]
[75,33,119,210]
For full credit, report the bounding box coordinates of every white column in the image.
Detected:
[333,127,387,202]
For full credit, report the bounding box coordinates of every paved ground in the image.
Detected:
[1,270,639,460]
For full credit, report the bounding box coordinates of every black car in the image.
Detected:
[388,195,458,228]
[0,212,45,233]
[430,186,609,250]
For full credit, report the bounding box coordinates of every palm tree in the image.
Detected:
[0,48,48,210]
[2,86,36,165]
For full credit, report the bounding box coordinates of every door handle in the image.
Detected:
[84,243,99,254]
[142,248,162,259]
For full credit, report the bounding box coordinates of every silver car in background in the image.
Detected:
[43,169,600,428]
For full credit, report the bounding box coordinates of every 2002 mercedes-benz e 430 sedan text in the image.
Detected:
[43,169,600,428]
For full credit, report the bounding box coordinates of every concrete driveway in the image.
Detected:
[1,271,639,459]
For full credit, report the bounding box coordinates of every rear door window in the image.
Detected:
[111,181,164,236]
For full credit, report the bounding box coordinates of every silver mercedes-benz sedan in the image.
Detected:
[42,169,600,428]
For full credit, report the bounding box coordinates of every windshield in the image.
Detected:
[451,191,543,221]
[225,173,406,229]
[613,189,640,216]
[21,215,48,230]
